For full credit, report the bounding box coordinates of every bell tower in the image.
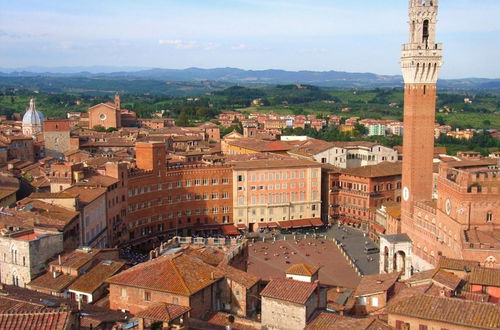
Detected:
[400,0,442,230]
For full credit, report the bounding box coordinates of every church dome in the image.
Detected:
[22,99,45,126]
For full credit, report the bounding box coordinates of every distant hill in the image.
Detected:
[0,67,499,90]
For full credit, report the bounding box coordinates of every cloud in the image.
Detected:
[230,44,250,50]
[158,39,198,49]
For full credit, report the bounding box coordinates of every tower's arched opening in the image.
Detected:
[423,20,429,46]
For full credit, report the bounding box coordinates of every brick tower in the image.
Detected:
[401,0,442,230]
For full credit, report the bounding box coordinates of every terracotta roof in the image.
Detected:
[340,162,402,178]
[206,312,260,330]
[260,278,318,305]
[0,309,73,330]
[27,273,77,293]
[63,186,106,204]
[48,249,100,269]
[218,264,259,289]
[386,295,500,329]
[327,287,355,311]
[406,269,435,284]
[68,261,125,294]
[286,263,319,277]
[432,269,462,290]
[182,246,225,267]
[306,312,392,330]
[289,138,335,156]
[225,138,292,152]
[106,253,224,296]
[136,303,190,322]
[76,174,119,187]
[355,272,400,296]
[469,268,500,287]
[438,256,480,272]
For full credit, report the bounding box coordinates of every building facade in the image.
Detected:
[0,228,63,287]
[232,159,321,232]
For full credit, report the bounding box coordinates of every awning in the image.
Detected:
[309,218,325,227]
[221,224,240,236]
[372,223,386,233]
[278,220,293,229]
[236,224,247,230]
[291,219,312,228]
[258,222,278,229]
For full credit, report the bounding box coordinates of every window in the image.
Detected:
[359,296,366,305]
[418,325,428,330]
[486,212,493,223]
[144,291,151,301]
[212,193,218,200]
[371,297,379,307]
[222,178,229,184]
[222,192,229,199]
[237,175,244,182]
[321,157,327,163]
[173,297,179,304]
[121,288,127,297]
[212,178,218,185]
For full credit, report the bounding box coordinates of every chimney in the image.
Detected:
[210,272,215,280]
[58,254,61,265]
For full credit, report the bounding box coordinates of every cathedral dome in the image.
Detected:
[22,99,45,126]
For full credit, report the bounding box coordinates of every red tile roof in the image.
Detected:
[306,312,392,330]
[469,268,500,287]
[136,303,190,322]
[218,264,260,289]
[355,272,400,297]
[68,261,125,294]
[286,263,319,277]
[106,253,224,296]
[386,295,500,329]
[0,308,74,330]
[260,278,318,305]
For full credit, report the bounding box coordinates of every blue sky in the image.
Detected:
[1,0,499,78]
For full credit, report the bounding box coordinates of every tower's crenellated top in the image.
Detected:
[401,0,442,84]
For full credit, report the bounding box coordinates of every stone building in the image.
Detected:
[0,227,63,287]
[22,99,44,136]
[43,119,72,158]
[260,278,326,330]
[231,159,322,232]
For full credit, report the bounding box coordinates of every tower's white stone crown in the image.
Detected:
[401,0,442,84]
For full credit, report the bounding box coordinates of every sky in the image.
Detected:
[1,0,499,78]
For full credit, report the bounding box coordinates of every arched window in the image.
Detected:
[423,20,430,44]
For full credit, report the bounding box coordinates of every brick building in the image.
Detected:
[88,95,122,130]
[107,253,225,317]
[0,135,35,162]
[407,160,499,271]
[322,162,402,231]
[126,142,233,247]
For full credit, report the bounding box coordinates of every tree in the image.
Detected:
[107,127,118,132]
[176,110,189,127]
[93,125,106,132]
